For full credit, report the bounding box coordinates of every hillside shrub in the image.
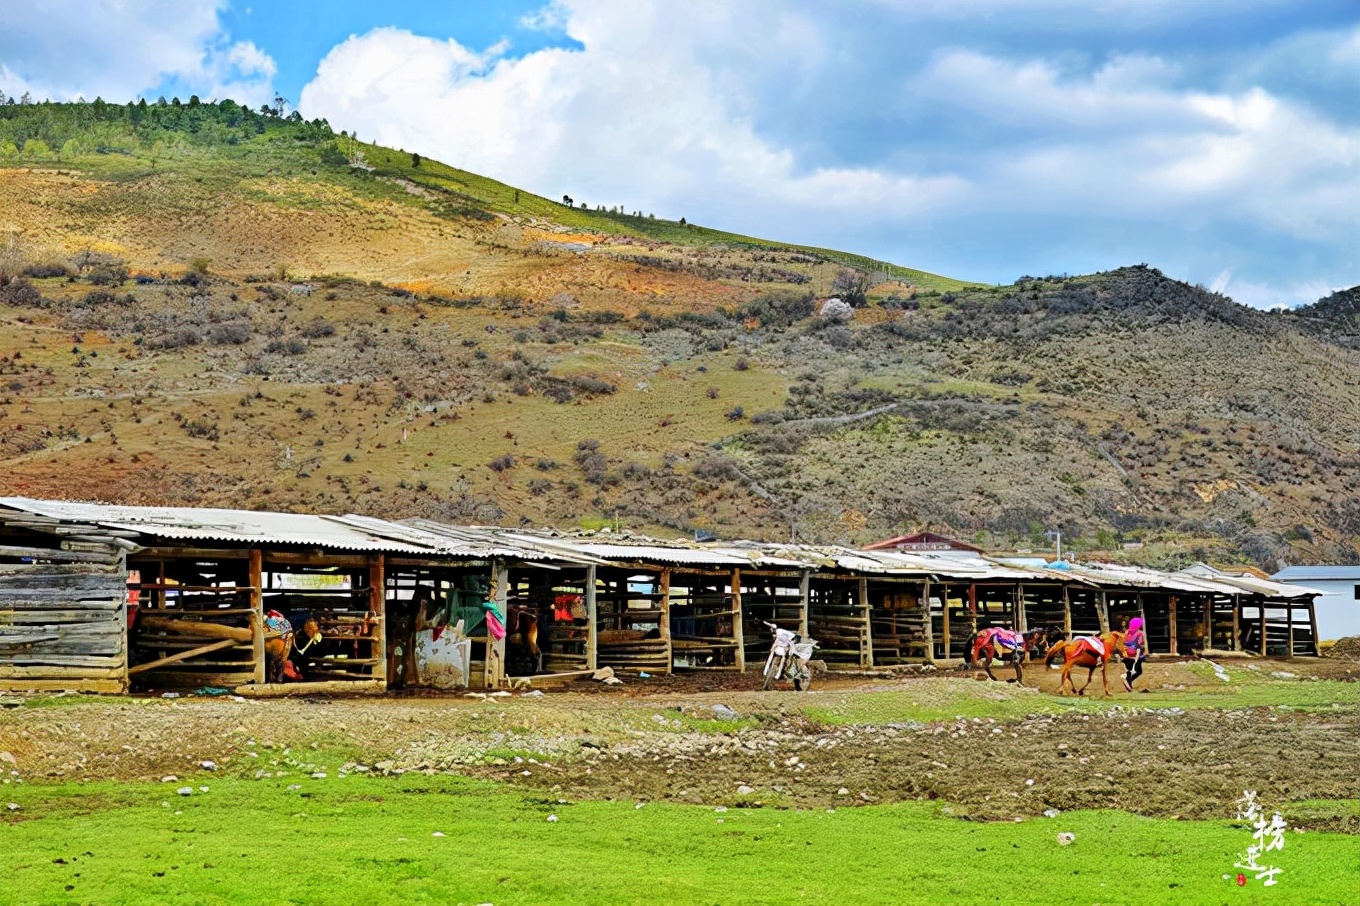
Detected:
[207,321,252,345]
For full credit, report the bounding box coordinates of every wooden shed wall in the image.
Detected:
[0,561,128,693]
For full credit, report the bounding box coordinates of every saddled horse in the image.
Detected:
[263,610,322,683]
[962,626,1050,684]
[1045,631,1125,697]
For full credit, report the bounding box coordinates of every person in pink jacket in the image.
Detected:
[1122,616,1149,691]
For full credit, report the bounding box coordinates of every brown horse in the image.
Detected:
[264,612,322,683]
[963,627,1050,684]
[1046,631,1125,696]
[506,606,542,674]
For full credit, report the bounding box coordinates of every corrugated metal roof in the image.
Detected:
[1181,564,1320,599]
[1,497,433,555]
[1273,565,1360,581]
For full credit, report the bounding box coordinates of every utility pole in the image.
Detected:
[1045,529,1063,562]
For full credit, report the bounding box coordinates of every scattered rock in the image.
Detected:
[710,704,739,720]
[311,772,327,779]
[737,785,754,795]
[1044,809,1061,818]
[1057,832,1075,846]
[546,814,558,823]
[819,298,853,323]
[6,802,19,811]
[176,787,192,796]
[200,761,216,771]
[432,832,445,837]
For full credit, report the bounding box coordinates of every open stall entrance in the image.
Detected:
[385,562,500,691]
[668,569,742,671]
[738,571,807,670]
[809,577,870,668]
[504,565,594,679]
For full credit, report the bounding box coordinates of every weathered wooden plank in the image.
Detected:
[137,615,257,642]
[128,639,237,675]
[0,609,123,623]
[0,547,121,565]
[7,654,124,668]
[235,679,385,697]
[0,664,124,679]
[0,678,124,693]
[0,599,122,611]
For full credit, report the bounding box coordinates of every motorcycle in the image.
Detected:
[761,620,818,691]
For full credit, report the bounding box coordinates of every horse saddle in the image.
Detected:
[1076,636,1107,659]
[265,611,293,637]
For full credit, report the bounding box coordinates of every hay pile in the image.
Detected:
[1321,636,1360,660]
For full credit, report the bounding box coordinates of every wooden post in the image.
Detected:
[1166,594,1178,655]
[939,583,951,660]
[1258,600,1267,656]
[968,583,978,637]
[1015,582,1027,632]
[1061,584,1072,639]
[922,578,934,663]
[370,554,386,687]
[1097,591,1110,634]
[249,549,265,684]
[1202,594,1213,652]
[659,567,673,674]
[118,552,130,693]
[484,560,509,688]
[584,565,598,671]
[731,568,745,671]
[1307,598,1319,657]
[1285,599,1294,659]
[858,578,873,668]
[798,569,811,637]
[1231,595,1241,652]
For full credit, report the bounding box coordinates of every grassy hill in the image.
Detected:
[0,100,1356,568]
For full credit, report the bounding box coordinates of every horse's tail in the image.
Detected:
[961,631,979,664]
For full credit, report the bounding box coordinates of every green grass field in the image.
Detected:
[3,773,1352,906]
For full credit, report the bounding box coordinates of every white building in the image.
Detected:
[1272,566,1360,641]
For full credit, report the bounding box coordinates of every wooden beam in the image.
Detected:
[1259,601,1267,656]
[0,678,124,693]
[798,569,811,637]
[658,567,673,675]
[922,577,934,663]
[0,544,120,565]
[249,549,265,685]
[939,583,950,661]
[233,679,385,697]
[968,583,979,637]
[486,560,509,688]
[1164,593,1175,650]
[1202,593,1213,651]
[1061,584,1072,639]
[858,577,873,668]
[1286,600,1294,658]
[1015,582,1026,632]
[731,568,745,672]
[1097,591,1109,634]
[1307,599,1320,657]
[584,565,597,671]
[1231,595,1241,652]
[370,554,387,686]
[136,616,259,642]
[128,638,237,675]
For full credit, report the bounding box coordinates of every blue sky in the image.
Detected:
[1,1,1356,306]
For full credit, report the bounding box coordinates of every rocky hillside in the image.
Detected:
[0,100,1356,568]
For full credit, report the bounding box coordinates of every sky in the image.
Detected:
[1,1,1356,307]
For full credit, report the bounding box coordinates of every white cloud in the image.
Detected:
[0,1,276,106]
[296,2,1357,297]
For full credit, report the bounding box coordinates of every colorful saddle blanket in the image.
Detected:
[1075,636,1107,659]
[979,627,1025,652]
[265,611,293,637]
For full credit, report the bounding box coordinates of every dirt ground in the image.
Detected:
[2,656,1356,832]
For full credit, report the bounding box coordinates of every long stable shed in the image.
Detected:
[0,497,1323,695]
